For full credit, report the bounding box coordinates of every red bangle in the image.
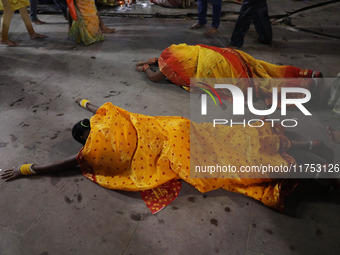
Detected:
[148,57,158,64]
[143,64,150,72]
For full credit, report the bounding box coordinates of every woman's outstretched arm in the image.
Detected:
[135,58,165,83]
[144,69,166,83]
[76,98,99,114]
[136,65,165,83]
[1,154,79,181]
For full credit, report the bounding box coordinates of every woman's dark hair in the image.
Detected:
[72,119,91,145]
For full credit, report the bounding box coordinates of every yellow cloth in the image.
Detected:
[158,44,252,88]
[159,44,315,100]
[0,0,30,11]
[68,0,103,45]
[77,103,296,210]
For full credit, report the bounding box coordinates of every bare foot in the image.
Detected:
[1,39,20,47]
[101,26,115,33]
[204,27,218,35]
[327,126,340,144]
[30,33,47,39]
[32,19,47,25]
[310,140,334,163]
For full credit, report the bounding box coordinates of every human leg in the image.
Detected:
[229,0,255,47]
[18,7,47,39]
[0,0,19,46]
[98,15,115,33]
[68,0,103,45]
[95,3,115,34]
[29,0,38,21]
[95,2,115,33]
[191,0,208,28]
[29,0,46,24]
[252,0,272,44]
[204,0,221,34]
[53,0,68,19]
[211,0,222,28]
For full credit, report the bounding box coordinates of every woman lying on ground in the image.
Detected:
[0,99,334,212]
[135,43,323,105]
[0,0,47,46]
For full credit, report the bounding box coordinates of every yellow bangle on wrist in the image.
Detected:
[19,164,36,175]
[80,99,90,109]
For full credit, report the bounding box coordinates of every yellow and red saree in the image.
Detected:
[77,103,297,211]
[158,44,320,100]
[68,0,103,45]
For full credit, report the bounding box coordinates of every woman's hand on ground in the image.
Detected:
[135,61,147,67]
[136,58,158,67]
[0,167,21,181]
[135,66,144,72]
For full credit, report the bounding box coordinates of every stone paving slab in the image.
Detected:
[124,184,252,255]
[290,1,340,38]
[248,195,340,255]
[6,175,147,255]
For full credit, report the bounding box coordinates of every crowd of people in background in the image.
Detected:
[0,0,115,46]
[0,0,269,47]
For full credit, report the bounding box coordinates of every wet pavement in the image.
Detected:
[0,0,340,254]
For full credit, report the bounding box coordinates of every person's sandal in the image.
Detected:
[32,19,46,25]
[205,27,218,35]
[190,23,204,29]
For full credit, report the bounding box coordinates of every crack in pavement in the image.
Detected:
[271,0,340,40]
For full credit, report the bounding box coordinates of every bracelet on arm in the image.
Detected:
[79,99,90,109]
[148,57,158,65]
[19,164,36,175]
[143,64,151,72]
